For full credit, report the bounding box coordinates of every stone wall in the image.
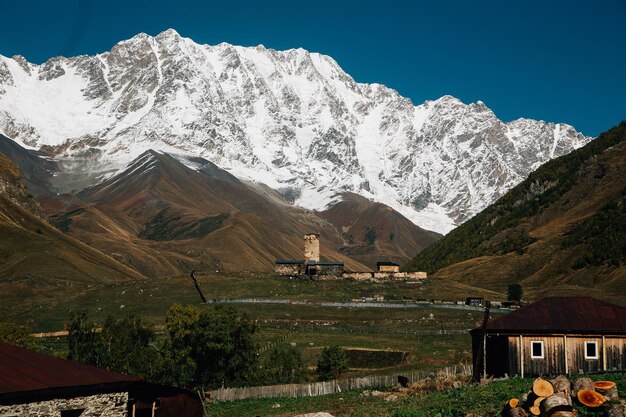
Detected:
[342,272,374,281]
[373,271,427,281]
[341,271,427,281]
[274,263,303,275]
[316,265,344,276]
[0,392,128,417]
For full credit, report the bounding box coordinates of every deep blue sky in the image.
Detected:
[1,0,624,136]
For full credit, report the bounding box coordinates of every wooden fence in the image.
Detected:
[207,365,472,401]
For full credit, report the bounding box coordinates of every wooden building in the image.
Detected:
[471,297,626,378]
[0,342,203,417]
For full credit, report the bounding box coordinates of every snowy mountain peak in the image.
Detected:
[0,30,591,234]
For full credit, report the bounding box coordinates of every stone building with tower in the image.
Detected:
[274,233,426,281]
[275,233,344,277]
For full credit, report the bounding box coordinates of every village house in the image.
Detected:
[376,261,400,273]
[471,297,626,379]
[0,342,203,417]
[274,233,427,281]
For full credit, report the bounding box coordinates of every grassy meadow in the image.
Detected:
[3,272,501,379]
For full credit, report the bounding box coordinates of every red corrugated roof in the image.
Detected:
[474,297,626,334]
[0,342,142,395]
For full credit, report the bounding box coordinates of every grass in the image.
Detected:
[2,272,493,381]
[2,272,499,331]
[208,373,626,417]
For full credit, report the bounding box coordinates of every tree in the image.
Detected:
[0,321,36,349]
[67,311,102,366]
[191,306,258,387]
[98,314,157,377]
[67,311,158,378]
[157,304,200,386]
[316,345,348,381]
[262,344,307,384]
[507,284,523,302]
[160,304,258,388]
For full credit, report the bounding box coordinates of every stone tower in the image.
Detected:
[304,233,320,263]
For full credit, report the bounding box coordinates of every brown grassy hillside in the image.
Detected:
[321,192,440,268]
[51,151,372,275]
[0,151,145,318]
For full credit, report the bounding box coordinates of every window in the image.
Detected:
[585,341,599,359]
[530,341,544,359]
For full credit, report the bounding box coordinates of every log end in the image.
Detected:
[577,389,606,407]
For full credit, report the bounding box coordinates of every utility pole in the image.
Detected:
[190,270,207,304]
[472,301,491,382]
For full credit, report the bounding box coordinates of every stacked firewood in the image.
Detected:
[498,376,624,417]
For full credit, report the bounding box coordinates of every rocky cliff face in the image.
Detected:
[0,151,45,219]
[0,29,590,233]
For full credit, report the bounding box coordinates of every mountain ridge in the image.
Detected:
[47,148,438,275]
[405,121,626,303]
[0,29,590,234]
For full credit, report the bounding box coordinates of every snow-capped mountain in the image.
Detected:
[0,29,590,233]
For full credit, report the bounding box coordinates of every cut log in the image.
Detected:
[571,377,594,400]
[594,380,618,401]
[534,396,546,407]
[551,412,578,417]
[551,375,572,397]
[577,389,606,407]
[540,393,573,416]
[503,398,520,415]
[529,405,541,416]
[533,377,555,397]
[505,407,528,417]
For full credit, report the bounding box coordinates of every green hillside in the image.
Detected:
[405,121,626,274]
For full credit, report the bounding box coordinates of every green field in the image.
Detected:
[2,272,503,382]
[2,272,500,331]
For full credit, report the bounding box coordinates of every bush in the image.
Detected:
[507,284,523,302]
[262,344,307,384]
[316,345,348,381]
[0,321,36,349]
[67,311,158,378]
[159,304,258,388]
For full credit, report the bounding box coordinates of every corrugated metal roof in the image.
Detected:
[474,297,626,335]
[0,342,142,395]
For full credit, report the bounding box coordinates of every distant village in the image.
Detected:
[274,233,427,281]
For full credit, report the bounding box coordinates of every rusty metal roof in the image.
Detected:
[473,297,626,335]
[0,342,142,398]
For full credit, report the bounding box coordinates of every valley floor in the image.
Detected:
[4,272,502,380]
